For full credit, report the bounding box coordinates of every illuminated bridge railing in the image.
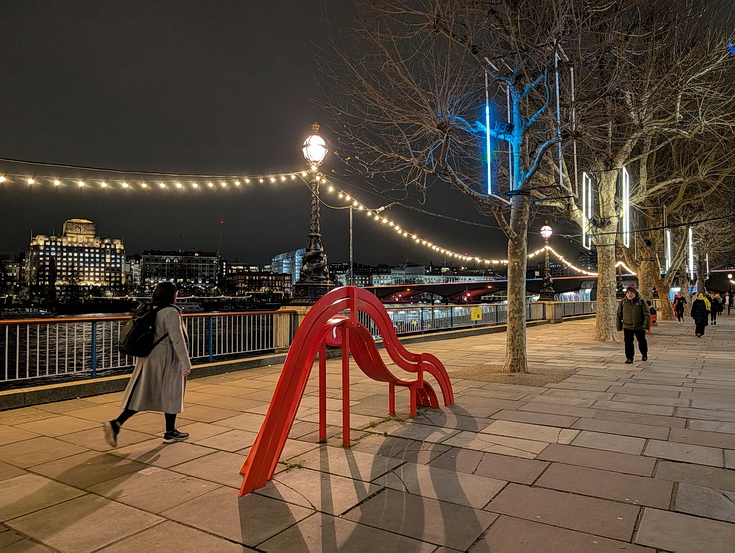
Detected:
[367,301,552,339]
[0,301,595,387]
[0,310,298,386]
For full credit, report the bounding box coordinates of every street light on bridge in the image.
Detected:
[293,123,336,302]
[539,222,555,301]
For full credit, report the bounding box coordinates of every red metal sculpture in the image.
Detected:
[238,286,454,496]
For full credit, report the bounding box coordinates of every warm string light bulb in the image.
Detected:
[0,169,304,193]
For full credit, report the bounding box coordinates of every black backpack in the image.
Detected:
[118,304,169,357]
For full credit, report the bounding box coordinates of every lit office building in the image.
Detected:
[26,219,125,287]
[140,250,220,289]
[271,248,305,284]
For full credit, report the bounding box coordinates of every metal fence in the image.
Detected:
[0,301,595,387]
[0,310,298,385]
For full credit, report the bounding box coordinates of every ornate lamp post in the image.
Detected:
[539,222,555,301]
[293,123,336,302]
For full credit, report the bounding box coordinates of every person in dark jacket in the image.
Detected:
[710,293,723,325]
[616,283,651,364]
[673,294,686,323]
[691,292,710,337]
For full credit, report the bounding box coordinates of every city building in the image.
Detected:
[25,219,125,288]
[271,248,305,284]
[140,250,221,290]
[329,262,374,287]
[225,267,291,298]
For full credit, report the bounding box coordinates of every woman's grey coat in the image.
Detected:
[120,306,192,413]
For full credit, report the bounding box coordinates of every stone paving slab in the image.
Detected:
[88,467,221,514]
[486,483,640,541]
[644,439,724,467]
[255,468,383,515]
[94,520,256,553]
[0,460,26,482]
[0,436,88,468]
[468,515,656,553]
[669,427,735,449]
[290,445,404,482]
[534,462,673,508]
[571,417,670,439]
[0,473,85,522]
[162,487,313,547]
[674,482,735,522]
[635,508,735,553]
[442,430,548,458]
[488,408,579,428]
[343,488,498,551]
[428,448,549,485]
[655,461,735,492]
[30,451,148,489]
[7,494,162,553]
[570,430,646,455]
[480,420,579,444]
[537,444,656,476]
[377,462,507,509]
[259,512,436,553]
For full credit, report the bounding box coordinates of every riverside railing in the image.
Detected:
[0,310,299,386]
[0,301,595,387]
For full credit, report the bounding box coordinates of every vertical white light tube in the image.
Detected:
[706,253,710,276]
[582,172,592,250]
[688,227,694,280]
[665,229,672,272]
[554,51,563,189]
[506,87,512,187]
[485,72,492,195]
[621,167,630,248]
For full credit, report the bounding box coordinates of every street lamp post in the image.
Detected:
[293,123,336,302]
[539,222,555,301]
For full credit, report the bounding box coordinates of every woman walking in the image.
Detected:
[104,282,192,447]
[691,292,710,338]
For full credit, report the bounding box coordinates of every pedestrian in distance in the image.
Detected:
[673,294,686,323]
[616,283,650,364]
[691,292,710,337]
[710,292,724,325]
[103,282,192,448]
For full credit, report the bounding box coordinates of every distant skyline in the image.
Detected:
[0,1,576,267]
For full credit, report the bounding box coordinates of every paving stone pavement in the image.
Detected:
[1,315,735,552]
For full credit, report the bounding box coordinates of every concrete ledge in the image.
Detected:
[0,314,594,411]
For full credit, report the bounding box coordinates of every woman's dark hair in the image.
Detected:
[151,282,178,305]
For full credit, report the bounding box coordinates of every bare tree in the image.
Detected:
[322,0,733,372]
[619,127,735,318]
[322,0,588,373]
[554,0,735,340]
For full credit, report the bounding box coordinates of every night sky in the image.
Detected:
[0,1,557,268]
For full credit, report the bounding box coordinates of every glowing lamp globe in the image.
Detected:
[540,225,553,240]
[302,123,328,165]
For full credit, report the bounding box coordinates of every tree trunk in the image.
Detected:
[638,257,657,303]
[593,170,620,343]
[695,256,706,294]
[677,267,692,316]
[595,241,620,342]
[503,195,530,373]
[653,272,674,320]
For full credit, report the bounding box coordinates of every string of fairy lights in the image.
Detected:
[0,168,637,276]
